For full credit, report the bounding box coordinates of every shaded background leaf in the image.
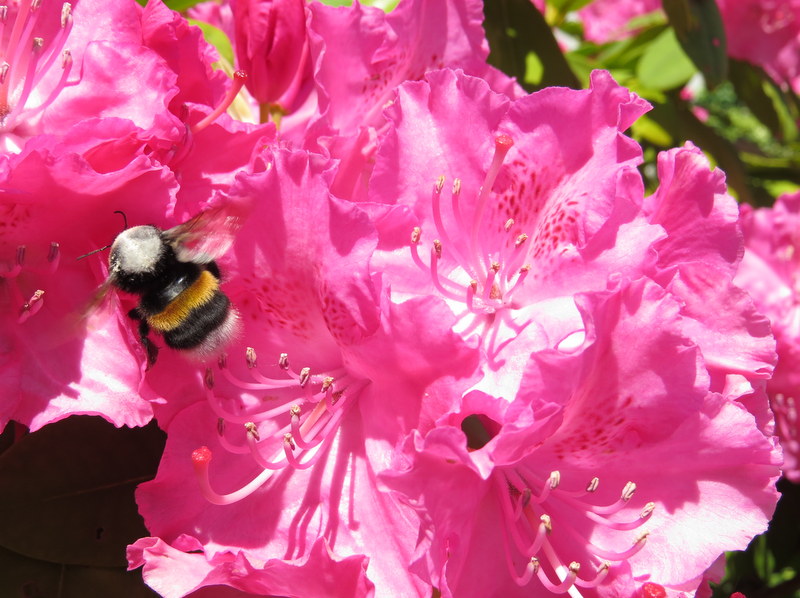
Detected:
[0,417,165,594]
[662,0,727,87]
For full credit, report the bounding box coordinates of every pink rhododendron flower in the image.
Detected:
[367,68,773,401]
[130,148,479,596]
[736,191,800,481]
[717,0,800,93]
[355,67,779,594]
[301,0,522,199]
[0,0,272,431]
[382,280,781,597]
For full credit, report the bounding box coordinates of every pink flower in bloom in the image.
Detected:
[736,191,800,481]
[357,67,779,594]
[0,0,271,431]
[301,0,522,199]
[382,280,780,597]
[368,68,774,400]
[716,0,800,93]
[130,148,480,596]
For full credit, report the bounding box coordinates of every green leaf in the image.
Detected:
[483,0,579,91]
[135,0,207,10]
[188,19,235,68]
[636,28,696,90]
[0,417,165,567]
[662,0,727,88]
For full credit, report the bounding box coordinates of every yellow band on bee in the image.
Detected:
[147,270,219,332]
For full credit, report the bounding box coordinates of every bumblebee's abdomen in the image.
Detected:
[161,291,231,350]
[145,269,232,351]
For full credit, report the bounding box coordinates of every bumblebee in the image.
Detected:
[90,207,242,367]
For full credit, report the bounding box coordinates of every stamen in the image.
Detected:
[466,279,477,312]
[574,562,610,589]
[470,135,514,271]
[246,346,257,368]
[192,446,275,505]
[534,558,580,594]
[482,262,500,301]
[505,265,531,300]
[60,2,71,28]
[192,70,248,133]
[18,288,43,323]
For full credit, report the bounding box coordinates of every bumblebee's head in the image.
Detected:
[109,225,169,293]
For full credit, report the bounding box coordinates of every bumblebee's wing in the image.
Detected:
[78,277,115,325]
[163,204,244,264]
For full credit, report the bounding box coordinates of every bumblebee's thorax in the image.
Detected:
[110,226,194,296]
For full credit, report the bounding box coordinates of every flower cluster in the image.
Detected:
[736,191,800,483]
[0,1,788,597]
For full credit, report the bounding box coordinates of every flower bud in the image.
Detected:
[232,0,307,106]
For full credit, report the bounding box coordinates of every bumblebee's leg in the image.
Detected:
[128,309,159,368]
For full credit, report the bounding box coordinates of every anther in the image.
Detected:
[278,353,289,369]
[587,477,599,492]
[61,2,72,27]
[244,422,259,441]
[411,227,421,244]
[0,62,7,85]
[452,178,461,195]
[32,37,43,51]
[290,404,301,417]
[515,234,528,247]
[0,6,6,20]
[204,367,214,389]
[491,262,501,272]
[568,562,580,574]
[640,502,655,518]
[61,49,71,68]
[48,242,59,261]
[433,240,442,259]
[621,481,637,501]
[321,376,334,391]
[529,557,540,573]
[32,0,41,10]
[504,218,514,231]
[218,352,228,369]
[217,418,225,436]
[19,289,44,323]
[548,471,560,489]
[540,514,552,534]
[284,433,296,450]
[434,175,444,194]
[299,367,311,387]
[245,346,257,368]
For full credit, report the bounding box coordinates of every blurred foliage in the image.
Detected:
[712,479,800,598]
